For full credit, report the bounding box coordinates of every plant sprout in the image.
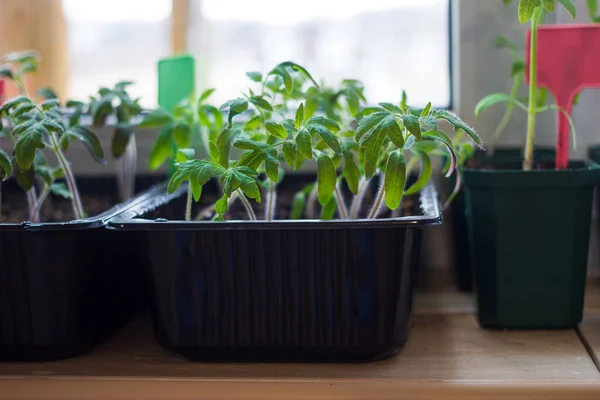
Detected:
[488,1,598,156]
[0,50,44,220]
[152,61,482,221]
[89,82,143,201]
[0,95,106,221]
[476,0,576,170]
[141,89,222,174]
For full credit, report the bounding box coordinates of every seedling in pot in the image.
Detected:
[476,0,577,170]
[0,95,106,221]
[156,61,482,221]
[88,81,143,201]
[0,50,44,220]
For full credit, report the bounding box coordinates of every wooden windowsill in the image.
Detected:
[1,275,600,399]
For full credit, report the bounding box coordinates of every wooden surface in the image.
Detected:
[580,278,600,373]
[1,277,600,399]
[0,0,67,97]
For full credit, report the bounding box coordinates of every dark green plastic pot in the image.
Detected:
[462,161,600,329]
[444,147,556,293]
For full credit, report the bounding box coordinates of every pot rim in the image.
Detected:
[108,181,442,231]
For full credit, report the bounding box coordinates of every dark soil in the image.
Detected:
[0,191,113,223]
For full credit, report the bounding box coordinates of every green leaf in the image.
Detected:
[265,121,287,139]
[176,148,196,162]
[475,92,527,118]
[224,166,260,200]
[320,197,337,220]
[215,194,228,215]
[295,129,313,160]
[343,147,359,194]
[379,102,402,113]
[41,119,65,134]
[240,180,261,203]
[36,87,58,100]
[345,89,360,116]
[172,123,191,148]
[35,164,53,186]
[536,87,548,108]
[50,182,73,199]
[91,97,113,127]
[309,125,342,155]
[167,169,187,194]
[221,98,248,123]
[265,152,280,182]
[356,111,387,142]
[246,71,263,82]
[295,103,305,129]
[41,99,60,111]
[0,149,12,181]
[557,0,576,18]
[519,0,541,23]
[0,96,31,116]
[573,93,581,105]
[433,109,483,148]
[421,102,432,117]
[148,125,174,170]
[67,126,106,165]
[385,116,405,148]
[401,115,421,139]
[198,104,224,131]
[384,150,406,210]
[0,66,14,80]
[269,65,293,94]
[243,115,260,130]
[588,0,598,17]
[198,88,216,104]
[14,164,35,190]
[405,152,432,195]
[276,61,320,89]
[291,192,306,219]
[362,133,384,179]
[316,153,336,206]
[140,109,173,128]
[401,90,408,111]
[173,160,214,202]
[307,117,341,132]
[12,102,36,117]
[216,126,241,167]
[233,138,262,151]
[111,124,133,158]
[14,123,45,170]
[205,141,218,163]
[283,141,298,168]
[115,80,134,90]
[496,36,518,52]
[511,60,526,76]
[250,96,273,111]
[541,0,555,12]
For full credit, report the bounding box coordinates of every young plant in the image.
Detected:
[142,89,222,174]
[0,96,106,221]
[89,82,143,201]
[160,62,482,221]
[476,0,576,170]
[0,50,43,220]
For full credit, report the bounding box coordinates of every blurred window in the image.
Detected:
[63,0,450,107]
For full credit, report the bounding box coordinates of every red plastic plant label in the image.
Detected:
[526,24,600,169]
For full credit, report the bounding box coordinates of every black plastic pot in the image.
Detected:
[0,177,162,361]
[108,180,442,362]
[444,147,557,293]
[462,161,600,329]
